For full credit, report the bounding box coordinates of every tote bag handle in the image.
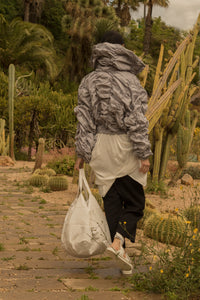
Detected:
[78,168,92,201]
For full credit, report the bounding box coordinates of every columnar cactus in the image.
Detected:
[8,64,15,160]
[0,119,9,156]
[170,109,198,184]
[49,176,68,191]
[143,213,188,246]
[33,138,45,173]
[145,14,200,185]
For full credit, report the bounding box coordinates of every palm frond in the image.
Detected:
[0,18,57,79]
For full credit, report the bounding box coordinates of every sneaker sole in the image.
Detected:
[105,247,133,271]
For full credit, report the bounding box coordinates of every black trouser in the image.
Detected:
[103,175,145,244]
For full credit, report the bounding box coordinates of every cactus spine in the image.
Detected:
[29,174,49,187]
[137,207,158,230]
[8,64,15,160]
[34,168,56,177]
[143,213,188,246]
[184,205,200,230]
[49,176,68,191]
[170,109,198,184]
[145,14,200,185]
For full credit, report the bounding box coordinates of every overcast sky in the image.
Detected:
[131,0,200,31]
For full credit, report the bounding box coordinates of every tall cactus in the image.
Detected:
[0,119,9,156]
[145,14,200,185]
[169,109,198,184]
[33,138,45,173]
[8,64,15,160]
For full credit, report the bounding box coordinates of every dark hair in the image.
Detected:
[101,31,124,45]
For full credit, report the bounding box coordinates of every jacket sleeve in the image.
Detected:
[124,78,152,160]
[74,77,97,163]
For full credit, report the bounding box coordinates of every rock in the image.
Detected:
[0,156,15,166]
[181,173,194,186]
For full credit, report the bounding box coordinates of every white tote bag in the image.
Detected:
[61,169,111,258]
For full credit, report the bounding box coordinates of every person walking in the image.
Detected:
[74,31,152,275]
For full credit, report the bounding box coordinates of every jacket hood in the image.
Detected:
[92,42,145,75]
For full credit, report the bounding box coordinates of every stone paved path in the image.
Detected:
[0,165,163,300]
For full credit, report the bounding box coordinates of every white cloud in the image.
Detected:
[131,0,200,30]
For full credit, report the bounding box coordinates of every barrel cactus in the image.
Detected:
[184,205,200,230]
[34,168,56,177]
[145,198,156,209]
[137,207,158,230]
[49,176,68,191]
[143,213,188,246]
[29,174,49,187]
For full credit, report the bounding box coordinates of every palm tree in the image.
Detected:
[59,0,119,83]
[0,16,57,79]
[143,0,169,54]
[111,0,141,26]
[24,0,44,23]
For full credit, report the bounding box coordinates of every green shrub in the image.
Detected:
[15,150,30,161]
[129,228,200,299]
[181,166,200,179]
[46,156,75,176]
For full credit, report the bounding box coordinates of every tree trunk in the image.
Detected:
[120,3,131,27]
[144,2,146,20]
[143,0,153,55]
[24,0,44,24]
[115,0,122,18]
[24,0,31,22]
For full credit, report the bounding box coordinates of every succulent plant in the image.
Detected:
[0,118,9,156]
[144,213,188,246]
[49,176,68,191]
[145,15,200,185]
[184,205,200,230]
[29,174,49,187]
[34,168,56,177]
[137,207,158,230]
[8,64,15,160]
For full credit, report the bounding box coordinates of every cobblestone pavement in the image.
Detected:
[0,165,163,300]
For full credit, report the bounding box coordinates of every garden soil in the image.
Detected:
[0,160,199,300]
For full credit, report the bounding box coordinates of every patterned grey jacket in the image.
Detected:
[74,42,152,163]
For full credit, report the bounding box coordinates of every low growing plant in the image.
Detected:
[129,228,200,299]
[184,205,200,230]
[181,166,200,179]
[46,155,75,176]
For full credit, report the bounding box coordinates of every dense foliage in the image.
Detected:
[0,1,199,162]
[0,0,23,22]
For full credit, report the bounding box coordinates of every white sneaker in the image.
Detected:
[106,245,133,273]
